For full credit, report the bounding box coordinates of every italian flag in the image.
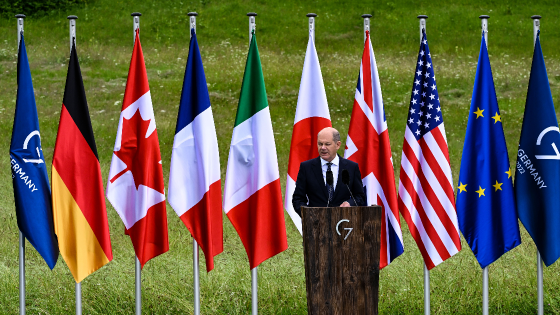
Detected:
[223,33,288,269]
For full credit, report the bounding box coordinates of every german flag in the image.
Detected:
[52,42,113,283]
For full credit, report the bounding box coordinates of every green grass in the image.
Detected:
[1,0,560,313]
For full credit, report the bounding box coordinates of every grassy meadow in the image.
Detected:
[1,0,560,313]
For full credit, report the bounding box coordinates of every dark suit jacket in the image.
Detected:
[292,156,366,217]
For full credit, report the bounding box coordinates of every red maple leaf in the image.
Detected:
[111,110,164,193]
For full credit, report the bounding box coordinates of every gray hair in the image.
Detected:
[332,130,341,142]
[318,128,341,142]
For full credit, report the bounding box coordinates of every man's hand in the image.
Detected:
[340,201,351,207]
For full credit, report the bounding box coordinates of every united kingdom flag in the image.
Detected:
[344,31,404,268]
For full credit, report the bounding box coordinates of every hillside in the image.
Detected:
[1,0,560,313]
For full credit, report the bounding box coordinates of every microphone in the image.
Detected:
[326,169,333,207]
[342,169,357,206]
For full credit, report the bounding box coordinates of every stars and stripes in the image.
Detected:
[344,31,403,268]
[398,31,461,270]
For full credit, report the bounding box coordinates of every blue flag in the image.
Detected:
[456,35,521,269]
[10,34,58,269]
[515,32,560,267]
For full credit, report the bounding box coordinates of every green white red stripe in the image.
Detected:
[223,33,288,269]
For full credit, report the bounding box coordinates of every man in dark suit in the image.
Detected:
[292,127,366,217]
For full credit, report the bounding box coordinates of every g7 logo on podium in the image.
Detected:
[336,219,353,240]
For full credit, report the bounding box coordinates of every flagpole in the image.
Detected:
[66,14,82,315]
[130,12,143,315]
[247,13,258,314]
[417,16,430,315]
[477,15,490,315]
[362,14,372,44]
[306,13,316,43]
[186,11,202,315]
[16,14,26,315]
[531,16,543,315]
[248,12,256,45]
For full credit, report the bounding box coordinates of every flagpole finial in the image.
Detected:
[247,12,257,17]
[306,13,317,17]
[417,15,428,19]
[362,14,372,19]
[479,15,490,19]
[131,12,142,17]
[187,12,198,16]
[531,15,542,19]
[67,15,78,20]
[15,14,26,18]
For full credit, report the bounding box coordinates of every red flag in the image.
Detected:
[106,30,169,267]
[344,32,404,269]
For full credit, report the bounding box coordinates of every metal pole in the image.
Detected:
[135,257,141,315]
[19,232,25,315]
[187,13,201,315]
[67,15,82,315]
[423,263,430,315]
[16,15,26,315]
[188,12,197,34]
[417,17,429,315]
[532,15,541,47]
[482,267,489,315]
[247,13,257,45]
[418,15,427,43]
[75,282,82,315]
[251,267,258,314]
[480,15,489,48]
[532,17,544,315]
[362,14,372,43]
[132,12,141,44]
[537,251,543,315]
[68,16,77,53]
[306,13,316,43]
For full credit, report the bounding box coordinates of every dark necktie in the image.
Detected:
[326,162,333,203]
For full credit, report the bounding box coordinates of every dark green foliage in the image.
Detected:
[0,0,87,18]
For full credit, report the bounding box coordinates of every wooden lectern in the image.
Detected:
[302,206,381,315]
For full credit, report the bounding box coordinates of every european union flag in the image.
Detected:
[515,31,560,267]
[10,34,58,269]
[456,35,521,269]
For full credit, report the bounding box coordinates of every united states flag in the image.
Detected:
[345,31,404,268]
[397,31,461,270]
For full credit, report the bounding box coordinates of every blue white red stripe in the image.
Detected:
[344,31,404,268]
[168,29,223,271]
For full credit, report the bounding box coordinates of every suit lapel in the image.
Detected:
[312,157,328,198]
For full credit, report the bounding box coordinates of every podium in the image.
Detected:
[302,206,381,315]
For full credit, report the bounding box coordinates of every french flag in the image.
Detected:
[168,29,223,271]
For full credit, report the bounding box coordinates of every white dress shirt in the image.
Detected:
[320,155,339,189]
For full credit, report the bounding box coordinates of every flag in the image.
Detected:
[168,29,223,272]
[10,34,58,269]
[52,41,112,282]
[456,35,521,269]
[223,32,288,269]
[397,31,461,270]
[515,32,560,266]
[285,35,331,234]
[106,30,169,267]
[344,31,404,269]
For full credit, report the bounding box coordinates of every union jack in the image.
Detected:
[397,31,461,269]
[345,31,404,268]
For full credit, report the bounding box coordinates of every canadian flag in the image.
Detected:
[285,36,331,234]
[106,30,169,267]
